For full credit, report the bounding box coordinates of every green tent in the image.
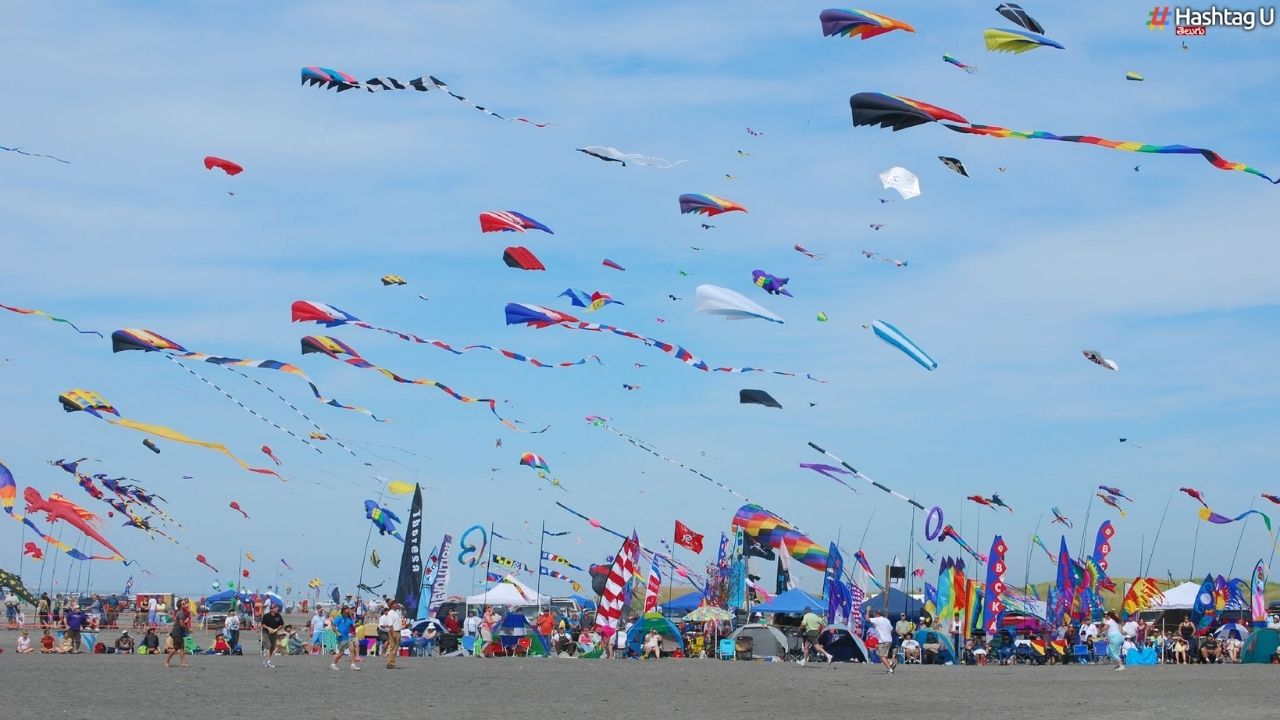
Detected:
[1241,627,1279,664]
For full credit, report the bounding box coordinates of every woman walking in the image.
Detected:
[1103,611,1125,671]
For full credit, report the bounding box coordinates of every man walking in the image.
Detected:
[164,600,191,668]
[261,602,285,668]
[798,606,833,665]
[868,610,897,674]
[330,605,361,671]
[382,600,404,669]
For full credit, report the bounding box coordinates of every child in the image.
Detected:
[39,630,55,653]
[16,630,33,654]
[211,634,231,655]
[864,632,881,664]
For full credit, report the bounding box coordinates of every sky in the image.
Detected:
[2,1,1278,601]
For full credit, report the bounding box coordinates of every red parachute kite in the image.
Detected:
[503,246,546,271]
[203,156,244,176]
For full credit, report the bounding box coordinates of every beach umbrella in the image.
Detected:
[683,606,735,622]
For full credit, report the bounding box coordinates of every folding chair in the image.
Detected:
[718,638,736,660]
[1093,641,1110,662]
[1072,644,1090,664]
[513,637,532,657]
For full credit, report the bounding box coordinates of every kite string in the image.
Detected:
[161,356,320,453]
[223,367,356,457]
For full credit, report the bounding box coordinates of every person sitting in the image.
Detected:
[39,630,56,654]
[16,630,33,654]
[286,626,306,655]
[422,623,438,656]
[577,628,597,655]
[141,628,160,655]
[901,636,922,664]
[55,635,74,654]
[551,627,576,657]
[922,636,943,664]
[643,629,662,659]
[970,638,988,666]
[1223,632,1243,663]
[211,634,231,655]
[1171,635,1189,664]
[1198,635,1220,664]
[113,631,135,654]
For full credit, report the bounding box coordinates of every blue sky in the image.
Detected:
[3,1,1278,599]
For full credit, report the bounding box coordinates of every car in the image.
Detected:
[204,600,247,631]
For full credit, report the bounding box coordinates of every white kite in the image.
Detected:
[576,146,685,169]
[879,166,921,200]
[694,285,783,324]
[1082,350,1119,371]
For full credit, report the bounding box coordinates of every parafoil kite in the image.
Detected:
[695,284,783,323]
[1126,72,1145,82]
[849,91,1280,183]
[229,501,249,519]
[142,439,160,454]
[601,259,626,271]
[301,67,550,126]
[995,3,1045,33]
[58,389,283,479]
[819,8,915,38]
[983,27,1065,53]
[739,389,782,409]
[299,336,543,432]
[203,156,243,176]
[879,166,920,199]
[559,289,623,311]
[381,275,407,286]
[938,156,969,177]
[480,211,554,234]
[502,246,546,271]
[751,270,792,297]
[1,303,101,337]
[943,54,977,73]
[519,452,549,472]
[363,499,404,541]
[1082,350,1118,371]
[678,194,747,217]
[291,300,603,370]
[576,146,685,169]
[385,481,415,495]
[870,319,937,370]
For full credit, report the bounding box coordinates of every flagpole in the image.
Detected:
[1227,497,1257,579]
[666,545,675,611]
[1189,519,1201,581]
[1024,513,1043,593]
[1077,491,1096,560]
[483,523,494,612]
[1145,489,1175,577]
[536,519,546,611]
[356,484,387,607]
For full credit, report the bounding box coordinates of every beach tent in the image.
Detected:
[751,588,823,615]
[1214,622,1251,641]
[1242,628,1279,663]
[1152,582,1200,610]
[261,592,284,610]
[464,574,549,608]
[729,623,788,658]
[821,624,870,662]
[861,587,923,618]
[914,627,956,663]
[625,612,686,655]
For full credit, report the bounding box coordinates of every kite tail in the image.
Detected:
[108,417,284,481]
[941,123,1279,183]
[224,368,358,457]
[0,303,102,337]
[356,321,605,369]
[181,352,386,422]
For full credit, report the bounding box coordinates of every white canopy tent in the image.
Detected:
[1152,582,1201,610]
[464,574,550,608]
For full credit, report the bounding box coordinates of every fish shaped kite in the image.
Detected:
[576,146,685,169]
[1261,493,1280,505]
[480,211,554,234]
[678,194,747,217]
[229,501,249,519]
[363,499,404,541]
[1082,350,1119,371]
[751,270,793,297]
[849,91,1280,183]
[301,67,550,126]
[1180,487,1209,507]
[819,8,915,38]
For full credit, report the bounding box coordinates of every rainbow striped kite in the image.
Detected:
[732,504,828,571]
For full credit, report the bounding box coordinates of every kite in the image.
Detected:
[576,147,685,169]
[990,493,1014,512]
[861,251,908,268]
[261,446,281,465]
[739,389,782,409]
[794,244,823,260]
[307,578,322,589]
[816,312,828,322]
[458,525,488,567]
[242,569,250,578]
[301,68,550,126]
[602,259,626,271]
[22,541,43,560]
[142,439,160,454]
[678,194,747,217]
[1,145,70,163]
[58,389,283,480]
[23,489,126,558]
[1118,438,1142,448]
[203,156,243,176]
[559,289,623,312]
[879,166,920,199]
[942,54,977,73]
[1082,350,1119,371]
[1126,72,1145,82]
[381,275,407,286]
[480,211,554,234]
[506,303,822,379]
[1050,506,1073,528]
[915,542,936,564]
[245,552,256,563]
[940,525,987,564]
[111,327,381,423]
[751,270,793,297]
[939,156,969,177]
[299,336,543,432]
[1180,487,1209,507]
[869,223,884,230]
[229,501,249,519]
[622,383,641,391]
[984,28,1064,53]
[818,8,915,38]
[292,301,602,370]
[996,3,1045,33]
[1031,534,1057,563]
[733,504,828,571]
[1261,493,1280,505]
[852,550,884,589]
[696,284,783,323]
[1198,506,1272,532]
[850,91,1280,183]
[502,246,546,271]
[1,303,101,337]
[1096,493,1128,517]
[968,495,997,510]
[363,499,404,541]
[1098,486,1134,502]
[4,463,123,562]
[385,481,415,495]
[798,463,861,495]
[519,452,549,472]
[370,549,381,569]
[806,442,927,510]
[869,319,937,371]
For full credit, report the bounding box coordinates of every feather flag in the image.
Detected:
[594,534,639,632]
[1252,560,1268,625]
[981,536,1009,634]
[643,553,662,613]
[1121,577,1164,618]
[1192,574,1217,627]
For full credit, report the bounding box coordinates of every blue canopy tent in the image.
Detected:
[206,589,253,606]
[664,590,705,612]
[569,594,597,611]
[861,588,923,619]
[751,588,823,615]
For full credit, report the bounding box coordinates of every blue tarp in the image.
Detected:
[569,594,597,610]
[664,591,704,612]
[751,588,823,615]
[860,588,923,619]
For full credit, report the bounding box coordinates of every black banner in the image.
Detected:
[394,484,424,615]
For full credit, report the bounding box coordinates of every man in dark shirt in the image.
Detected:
[63,603,88,653]
[261,603,285,668]
[141,628,160,653]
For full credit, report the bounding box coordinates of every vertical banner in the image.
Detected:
[427,533,453,617]
[394,484,424,616]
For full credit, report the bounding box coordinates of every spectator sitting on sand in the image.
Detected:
[211,634,231,655]
[39,630,55,653]
[141,628,160,654]
[114,631,134,654]
[16,630,33,654]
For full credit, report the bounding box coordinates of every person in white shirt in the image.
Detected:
[1103,611,1125,671]
[147,597,158,627]
[381,601,404,669]
[224,612,241,650]
[901,636,921,663]
[463,609,481,637]
[1122,619,1139,640]
[867,610,897,674]
[308,609,326,654]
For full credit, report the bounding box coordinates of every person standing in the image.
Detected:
[63,602,87,653]
[4,588,19,629]
[868,610,897,674]
[535,609,555,658]
[1103,610,1125,671]
[164,600,191,668]
[224,610,241,651]
[37,593,51,629]
[330,605,361,671]
[382,601,404,669]
[463,609,481,638]
[308,608,326,654]
[798,606,833,665]
[261,603,285,668]
[147,595,158,628]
